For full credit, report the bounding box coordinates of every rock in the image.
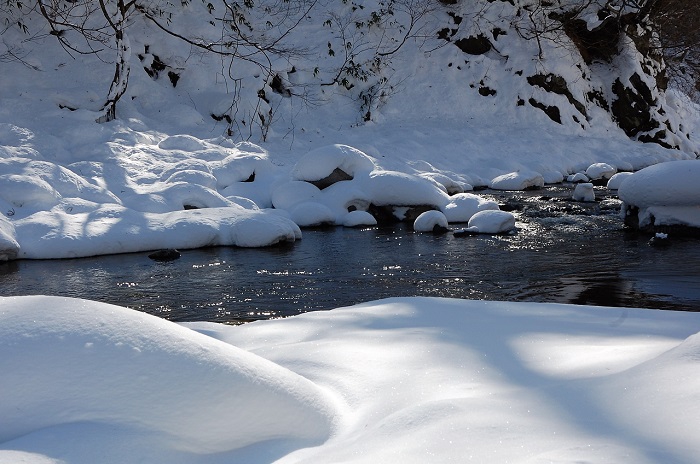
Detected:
[148,249,181,262]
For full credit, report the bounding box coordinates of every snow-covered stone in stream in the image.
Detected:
[289,202,335,227]
[360,171,448,208]
[607,172,633,190]
[413,210,448,232]
[572,183,596,202]
[343,210,377,227]
[466,210,516,234]
[567,172,589,183]
[586,163,617,181]
[542,170,565,184]
[418,172,472,194]
[489,170,544,191]
[0,214,19,260]
[271,181,321,211]
[442,193,500,223]
[0,296,336,453]
[291,144,376,183]
[618,160,700,231]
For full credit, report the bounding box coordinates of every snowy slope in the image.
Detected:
[2,295,700,463]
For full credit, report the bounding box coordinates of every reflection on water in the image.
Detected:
[2,186,699,322]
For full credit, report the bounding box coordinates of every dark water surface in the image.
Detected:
[2,186,700,322]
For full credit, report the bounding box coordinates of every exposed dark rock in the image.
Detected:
[432,223,449,234]
[243,171,256,182]
[308,167,353,190]
[555,13,621,64]
[528,98,561,124]
[167,71,180,87]
[183,204,200,210]
[367,204,438,225]
[611,74,659,137]
[454,35,492,55]
[271,74,292,97]
[478,85,497,96]
[148,249,181,261]
[527,73,587,116]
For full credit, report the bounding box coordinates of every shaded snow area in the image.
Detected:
[3,295,700,463]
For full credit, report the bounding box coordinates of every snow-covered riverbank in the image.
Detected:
[2,295,700,463]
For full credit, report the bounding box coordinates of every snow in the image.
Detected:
[586,162,617,180]
[489,170,545,190]
[618,160,700,228]
[441,193,500,223]
[3,0,700,460]
[572,182,596,202]
[4,295,700,463]
[413,210,448,232]
[466,209,517,234]
[607,171,634,190]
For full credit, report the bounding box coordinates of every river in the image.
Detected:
[2,185,699,322]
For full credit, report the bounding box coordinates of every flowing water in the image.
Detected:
[2,185,700,323]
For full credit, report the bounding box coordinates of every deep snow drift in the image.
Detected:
[2,295,700,463]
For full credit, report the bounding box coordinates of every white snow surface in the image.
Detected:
[466,209,517,234]
[618,160,700,228]
[2,0,700,258]
[3,295,700,463]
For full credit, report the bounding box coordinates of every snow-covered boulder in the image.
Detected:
[489,170,544,191]
[289,202,336,227]
[361,171,448,208]
[0,215,19,260]
[418,172,472,194]
[414,210,449,233]
[0,296,336,453]
[572,183,596,202]
[343,210,377,227]
[271,181,321,211]
[291,144,376,187]
[618,160,700,233]
[606,172,633,190]
[567,172,589,183]
[465,210,516,234]
[585,163,617,182]
[441,193,500,223]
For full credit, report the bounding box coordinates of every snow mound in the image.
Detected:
[342,210,377,227]
[618,160,700,208]
[157,134,206,151]
[13,205,301,259]
[619,160,700,230]
[606,172,633,190]
[467,210,516,234]
[272,181,321,210]
[413,210,448,232]
[572,183,595,202]
[0,215,19,260]
[489,170,544,191]
[586,162,617,181]
[290,202,335,227]
[361,171,448,207]
[291,144,376,182]
[441,193,500,223]
[0,296,336,453]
